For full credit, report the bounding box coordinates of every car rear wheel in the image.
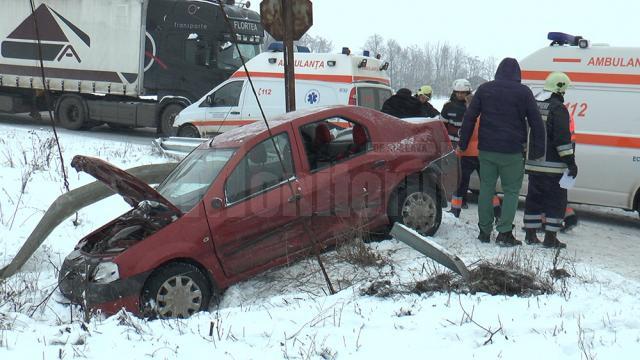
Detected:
[57,95,87,130]
[177,124,200,138]
[389,180,442,236]
[158,104,184,137]
[141,263,211,318]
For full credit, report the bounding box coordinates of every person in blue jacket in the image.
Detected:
[458,57,545,246]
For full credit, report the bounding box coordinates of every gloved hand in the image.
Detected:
[564,155,578,178]
[568,162,578,178]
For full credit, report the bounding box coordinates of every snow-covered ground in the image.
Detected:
[0,121,639,359]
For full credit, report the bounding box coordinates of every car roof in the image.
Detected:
[208,105,354,148]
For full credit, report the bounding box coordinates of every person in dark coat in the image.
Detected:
[381,88,428,118]
[523,72,577,249]
[458,57,545,246]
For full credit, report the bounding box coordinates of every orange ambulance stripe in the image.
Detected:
[231,72,390,85]
[574,133,640,149]
[552,58,581,63]
[232,71,353,83]
[522,70,640,86]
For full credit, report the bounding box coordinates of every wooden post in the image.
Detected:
[282,0,296,112]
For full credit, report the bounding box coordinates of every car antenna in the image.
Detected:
[216,1,336,295]
[28,0,78,224]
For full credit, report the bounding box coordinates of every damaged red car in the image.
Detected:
[59,105,458,318]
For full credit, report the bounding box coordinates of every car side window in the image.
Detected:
[357,87,392,111]
[203,81,243,107]
[298,117,371,171]
[225,132,294,204]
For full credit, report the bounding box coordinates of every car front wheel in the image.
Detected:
[389,180,442,236]
[141,263,211,318]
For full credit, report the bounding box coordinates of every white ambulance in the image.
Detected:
[172,51,393,137]
[520,33,640,213]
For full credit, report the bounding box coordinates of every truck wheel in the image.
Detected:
[57,96,87,130]
[141,263,212,319]
[158,104,183,137]
[388,180,442,236]
[177,124,200,138]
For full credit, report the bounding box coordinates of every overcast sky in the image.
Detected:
[290,0,639,61]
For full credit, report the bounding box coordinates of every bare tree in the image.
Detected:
[299,33,334,53]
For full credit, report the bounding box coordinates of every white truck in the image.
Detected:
[520,32,640,213]
[0,0,263,135]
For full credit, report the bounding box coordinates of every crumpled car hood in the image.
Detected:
[71,155,182,215]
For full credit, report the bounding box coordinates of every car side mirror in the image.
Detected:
[211,197,224,209]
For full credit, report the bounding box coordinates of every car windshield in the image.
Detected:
[157,148,235,212]
[217,42,260,70]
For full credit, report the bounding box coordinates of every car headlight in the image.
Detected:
[92,262,120,284]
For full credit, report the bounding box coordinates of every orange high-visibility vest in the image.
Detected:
[459,117,480,157]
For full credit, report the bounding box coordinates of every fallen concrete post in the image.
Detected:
[390,222,471,280]
[0,162,177,281]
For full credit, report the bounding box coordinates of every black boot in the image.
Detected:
[561,214,578,232]
[543,231,566,249]
[495,231,522,247]
[525,228,541,244]
[449,208,461,218]
[477,230,491,243]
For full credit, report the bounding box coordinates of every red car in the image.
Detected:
[59,105,458,318]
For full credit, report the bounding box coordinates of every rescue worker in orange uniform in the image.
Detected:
[450,93,502,222]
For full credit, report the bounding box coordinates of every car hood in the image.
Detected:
[71,155,182,215]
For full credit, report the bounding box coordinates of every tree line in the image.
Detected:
[261,33,497,97]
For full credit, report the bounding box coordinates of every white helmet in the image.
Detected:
[452,78,472,92]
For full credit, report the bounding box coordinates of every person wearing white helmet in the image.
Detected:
[441,79,472,146]
[415,85,440,118]
[523,72,577,249]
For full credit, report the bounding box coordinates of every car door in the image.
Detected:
[293,116,383,245]
[205,130,311,277]
[201,80,246,136]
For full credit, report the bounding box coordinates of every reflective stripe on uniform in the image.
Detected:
[525,160,567,174]
[451,196,463,209]
[556,143,574,157]
[546,217,563,224]
[523,213,543,228]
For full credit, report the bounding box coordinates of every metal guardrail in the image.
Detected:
[390,223,470,280]
[152,137,207,159]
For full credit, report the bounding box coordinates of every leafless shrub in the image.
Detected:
[336,237,388,268]
[25,131,56,171]
[414,272,457,294]
[577,316,597,360]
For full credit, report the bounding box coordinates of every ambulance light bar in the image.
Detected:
[547,32,586,47]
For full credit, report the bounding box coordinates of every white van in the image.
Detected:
[172,51,393,137]
[519,33,640,213]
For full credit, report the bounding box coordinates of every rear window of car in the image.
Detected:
[357,87,392,111]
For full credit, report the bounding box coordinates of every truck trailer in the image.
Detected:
[0,0,263,135]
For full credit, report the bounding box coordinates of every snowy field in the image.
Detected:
[1,119,639,359]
